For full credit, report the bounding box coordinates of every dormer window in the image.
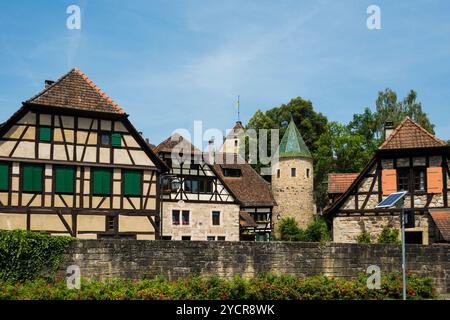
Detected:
[223,168,241,177]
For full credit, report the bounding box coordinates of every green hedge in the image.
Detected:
[0,230,73,282]
[0,273,435,300]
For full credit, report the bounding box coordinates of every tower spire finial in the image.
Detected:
[237,95,240,122]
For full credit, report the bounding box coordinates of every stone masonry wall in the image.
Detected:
[272,157,315,230]
[61,240,450,294]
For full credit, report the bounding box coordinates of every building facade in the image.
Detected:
[154,131,276,241]
[0,68,167,239]
[326,118,450,244]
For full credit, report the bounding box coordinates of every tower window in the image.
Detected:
[306,168,310,178]
[234,140,238,147]
[277,169,280,178]
[291,168,296,177]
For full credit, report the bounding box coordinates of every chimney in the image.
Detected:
[44,80,55,88]
[384,121,395,141]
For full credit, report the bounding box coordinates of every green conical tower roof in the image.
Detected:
[278,118,312,159]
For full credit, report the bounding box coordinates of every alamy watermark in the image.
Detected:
[66,265,81,289]
[169,121,280,176]
[367,5,381,30]
[66,5,81,30]
[366,265,381,289]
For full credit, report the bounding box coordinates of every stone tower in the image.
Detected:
[272,118,315,231]
[220,121,244,155]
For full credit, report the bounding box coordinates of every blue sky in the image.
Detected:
[1,0,450,148]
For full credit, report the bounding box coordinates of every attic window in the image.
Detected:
[223,168,241,177]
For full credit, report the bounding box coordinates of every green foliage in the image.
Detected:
[279,218,329,242]
[0,273,434,300]
[0,230,73,282]
[355,232,371,244]
[377,227,400,244]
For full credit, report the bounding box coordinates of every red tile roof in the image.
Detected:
[327,173,359,194]
[430,210,450,241]
[379,118,446,150]
[154,134,202,155]
[26,68,125,114]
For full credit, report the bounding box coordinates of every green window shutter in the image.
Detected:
[55,167,74,193]
[0,163,9,191]
[39,127,52,142]
[23,164,42,192]
[93,168,111,195]
[124,170,142,196]
[111,133,122,147]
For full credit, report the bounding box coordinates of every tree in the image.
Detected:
[357,89,435,140]
[314,122,374,210]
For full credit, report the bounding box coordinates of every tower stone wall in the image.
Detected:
[272,157,315,231]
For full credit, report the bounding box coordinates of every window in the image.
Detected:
[55,166,75,193]
[223,168,241,177]
[123,170,142,196]
[92,168,112,195]
[190,161,200,170]
[111,133,122,147]
[181,236,191,241]
[218,236,226,241]
[291,168,296,177]
[172,210,180,225]
[397,168,427,192]
[39,127,52,142]
[100,133,111,146]
[184,179,213,193]
[306,168,310,178]
[106,216,116,232]
[0,163,9,191]
[22,164,43,192]
[277,169,280,178]
[212,211,220,225]
[199,180,213,193]
[162,236,172,241]
[234,140,238,147]
[414,168,426,192]
[397,169,409,192]
[207,236,215,241]
[182,210,190,225]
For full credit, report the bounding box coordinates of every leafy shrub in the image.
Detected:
[377,227,400,244]
[0,230,73,282]
[279,218,329,242]
[0,272,435,300]
[356,232,371,244]
[278,218,301,241]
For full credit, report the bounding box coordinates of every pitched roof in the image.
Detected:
[154,134,202,155]
[239,211,258,228]
[379,118,446,150]
[430,210,450,241]
[328,173,359,194]
[26,68,125,114]
[212,154,276,207]
[278,118,311,159]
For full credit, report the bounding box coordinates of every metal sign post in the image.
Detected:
[375,191,409,301]
[399,199,407,300]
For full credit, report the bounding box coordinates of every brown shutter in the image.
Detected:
[382,169,397,195]
[427,167,443,194]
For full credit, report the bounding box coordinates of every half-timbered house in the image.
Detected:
[0,68,167,239]
[326,118,450,244]
[153,133,275,241]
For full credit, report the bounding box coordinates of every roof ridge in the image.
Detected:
[379,117,445,150]
[25,68,75,103]
[26,68,126,115]
[72,68,125,114]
